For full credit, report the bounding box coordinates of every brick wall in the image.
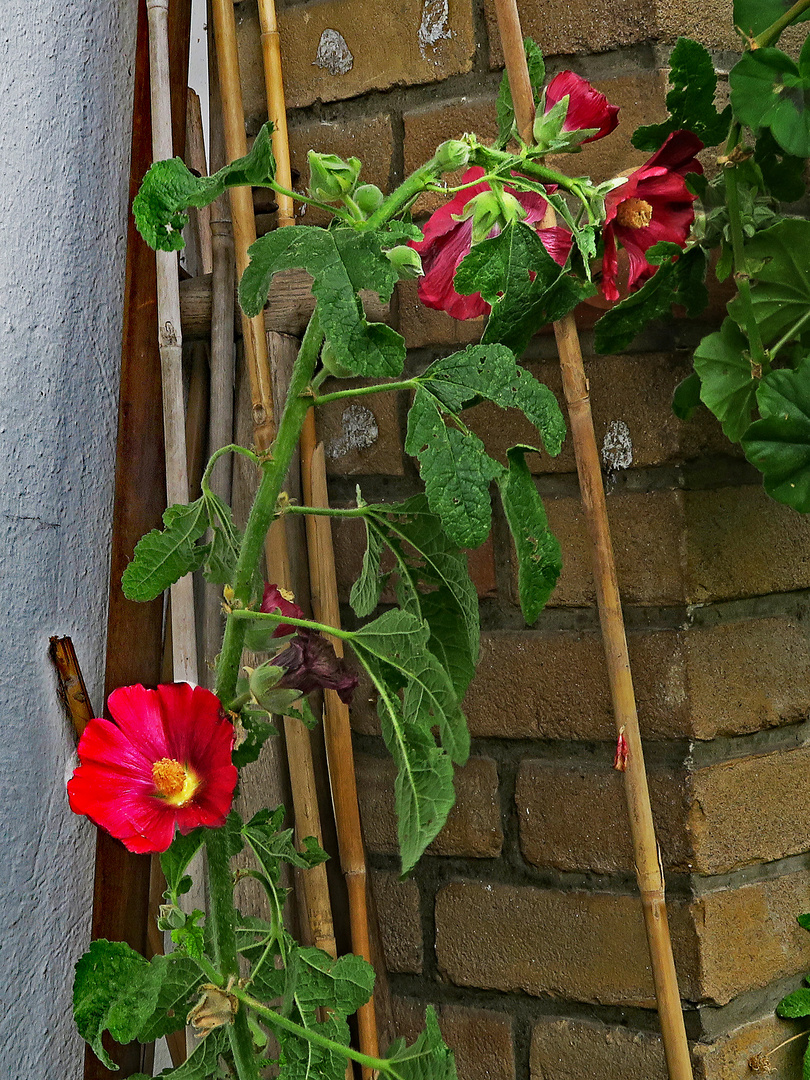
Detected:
[236,2,810,1076]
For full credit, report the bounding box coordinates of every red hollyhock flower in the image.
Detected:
[412,167,573,320]
[67,683,238,854]
[600,130,703,302]
[544,71,619,144]
[261,582,305,638]
[274,631,359,705]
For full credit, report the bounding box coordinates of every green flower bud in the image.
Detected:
[353,183,385,217]
[434,139,470,173]
[464,189,526,244]
[320,341,354,379]
[385,245,424,280]
[248,661,302,715]
[307,151,361,202]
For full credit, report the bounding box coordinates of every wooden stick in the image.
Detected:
[257,0,295,228]
[493,4,693,1078]
[50,637,94,740]
[185,88,213,276]
[302,440,379,1064]
[146,0,198,685]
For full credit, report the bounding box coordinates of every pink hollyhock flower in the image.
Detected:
[274,631,359,705]
[544,71,619,144]
[600,130,703,302]
[412,167,573,320]
[67,683,238,854]
[261,582,305,638]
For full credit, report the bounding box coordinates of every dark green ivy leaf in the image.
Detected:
[239,225,406,377]
[730,41,810,158]
[693,318,759,442]
[496,38,545,148]
[134,124,276,251]
[742,356,810,511]
[122,498,209,602]
[497,446,562,622]
[632,38,731,150]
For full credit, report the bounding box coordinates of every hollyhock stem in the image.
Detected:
[230,607,353,641]
[363,155,447,230]
[311,379,417,407]
[723,125,767,367]
[755,0,810,46]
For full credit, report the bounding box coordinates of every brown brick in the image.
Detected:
[397,279,485,350]
[278,0,475,109]
[464,617,810,741]
[653,0,749,50]
[392,999,515,1080]
[485,0,656,62]
[370,871,422,973]
[466,352,732,475]
[693,1012,807,1080]
[356,755,503,857]
[317,381,404,476]
[688,747,810,875]
[694,870,810,1004]
[287,116,394,228]
[434,880,697,1006]
[516,761,691,873]
[530,1018,667,1080]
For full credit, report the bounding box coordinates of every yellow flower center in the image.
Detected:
[616,197,654,229]
[152,757,200,806]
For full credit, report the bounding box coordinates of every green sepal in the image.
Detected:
[239,225,407,377]
[134,124,275,251]
[742,356,810,511]
[632,38,731,150]
[730,43,810,158]
[692,318,759,442]
[122,498,209,602]
[497,446,562,622]
[496,38,545,148]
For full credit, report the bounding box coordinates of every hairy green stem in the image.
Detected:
[755,0,810,46]
[230,988,393,1074]
[230,608,352,641]
[723,125,767,367]
[770,308,810,360]
[311,379,417,407]
[364,156,446,230]
[283,504,368,519]
[202,444,261,496]
[469,144,592,198]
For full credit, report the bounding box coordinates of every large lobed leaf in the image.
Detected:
[239,225,409,378]
[242,806,329,888]
[122,499,209,603]
[742,356,810,512]
[386,1007,458,1080]
[134,124,276,251]
[730,40,810,158]
[692,318,759,443]
[727,219,810,346]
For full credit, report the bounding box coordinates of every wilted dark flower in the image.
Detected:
[274,631,358,705]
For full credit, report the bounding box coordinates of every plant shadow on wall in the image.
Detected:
[67,0,810,1075]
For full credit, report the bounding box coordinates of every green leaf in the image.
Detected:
[136,954,204,1043]
[727,219,810,346]
[594,247,708,354]
[417,343,566,457]
[73,941,168,1069]
[454,221,593,357]
[277,1013,352,1080]
[405,386,501,548]
[672,371,703,421]
[693,319,759,442]
[777,987,810,1017]
[497,446,562,622]
[754,128,807,202]
[350,517,386,616]
[201,492,243,586]
[419,589,477,699]
[149,1027,229,1079]
[730,45,810,158]
[243,806,329,887]
[742,356,810,510]
[286,947,375,1024]
[160,828,206,903]
[134,123,276,251]
[232,708,279,768]
[239,225,406,377]
[385,1006,458,1080]
[496,38,545,148]
[122,498,209,602]
[734,0,810,37]
[632,38,731,150]
[797,912,810,931]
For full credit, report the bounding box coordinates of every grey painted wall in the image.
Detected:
[0,1,137,1072]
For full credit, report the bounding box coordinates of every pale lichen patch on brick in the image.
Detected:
[313,29,353,75]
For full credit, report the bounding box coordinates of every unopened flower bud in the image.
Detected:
[158,904,186,931]
[385,245,424,280]
[307,151,361,202]
[353,183,384,217]
[463,189,526,245]
[320,341,354,379]
[248,661,302,714]
[434,139,470,173]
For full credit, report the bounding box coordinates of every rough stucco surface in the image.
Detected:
[0,1,136,1072]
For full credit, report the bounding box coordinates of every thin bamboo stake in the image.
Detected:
[50,637,94,739]
[493,4,693,1078]
[302,439,379,1064]
[257,0,295,228]
[146,0,198,685]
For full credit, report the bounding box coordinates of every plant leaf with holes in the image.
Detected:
[497,446,562,621]
[240,225,406,377]
[730,42,810,158]
[727,220,810,346]
[742,356,810,511]
[632,38,731,150]
[134,123,275,250]
[135,955,204,1044]
[693,319,759,442]
[121,498,209,602]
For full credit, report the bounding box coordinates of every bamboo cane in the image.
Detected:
[492,4,693,1078]
[146,0,198,685]
[209,0,339,961]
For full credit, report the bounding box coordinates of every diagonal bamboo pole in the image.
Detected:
[145,0,198,685]
[257,3,380,1063]
[209,0,339,962]
[492,3,693,1079]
